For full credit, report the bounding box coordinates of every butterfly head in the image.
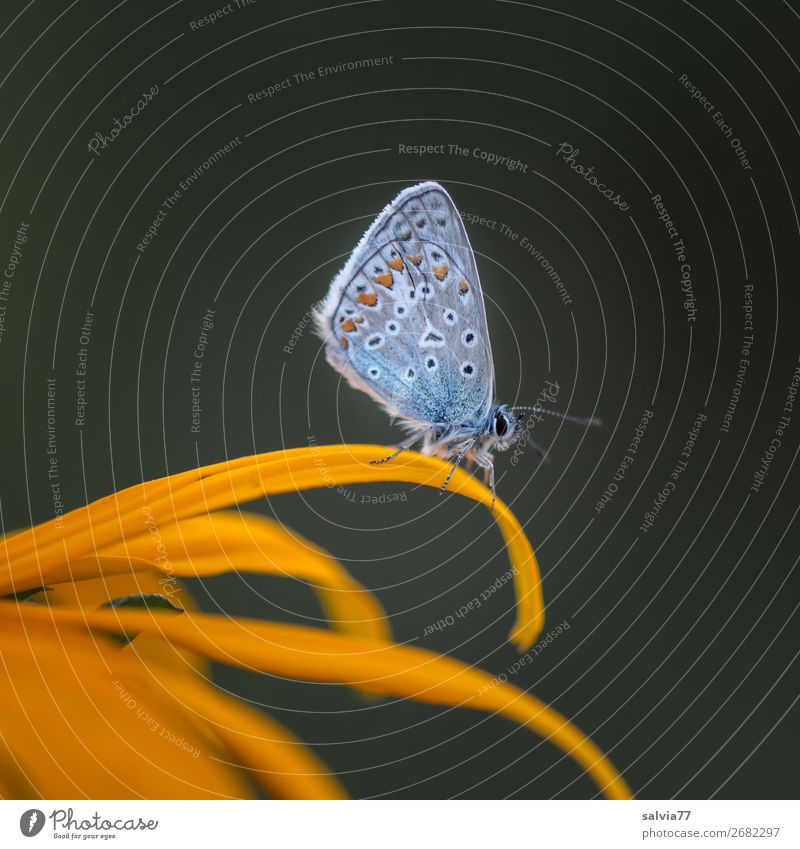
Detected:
[487,404,520,451]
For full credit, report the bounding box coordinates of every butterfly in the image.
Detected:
[314,181,599,504]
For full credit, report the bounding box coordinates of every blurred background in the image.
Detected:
[1,0,798,798]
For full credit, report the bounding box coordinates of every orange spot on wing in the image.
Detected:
[357,292,378,306]
[407,254,423,267]
[459,279,470,295]
[387,257,404,271]
[432,263,449,281]
[399,229,412,241]
[340,319,357,332]
[340,336,348,349]
[373,273,394,288]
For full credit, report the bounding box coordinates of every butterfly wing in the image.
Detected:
[314,181,495,430]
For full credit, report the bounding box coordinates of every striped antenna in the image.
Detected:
[511,405,603,428]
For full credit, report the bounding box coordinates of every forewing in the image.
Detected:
[315,182,494,426]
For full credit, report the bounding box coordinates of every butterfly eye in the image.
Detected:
[425,356,438,372]
[461,361,476,378]
[368,366,381,380]
[495,411,509,435]
[443,310,457,326]
[461,329,477,347]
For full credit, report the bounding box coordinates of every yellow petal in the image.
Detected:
[155,671,347,799]
[3,509,388,641]
[0,447,543,649]
[0,604,347,799]
[0,611,253,799]
[9,604,631,799]
[44,569,205,675]
[0,746,38,798]
[90,511,389,641]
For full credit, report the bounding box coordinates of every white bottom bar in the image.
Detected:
[2,799,796,848]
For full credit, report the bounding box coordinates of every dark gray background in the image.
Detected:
[1,0,798,799]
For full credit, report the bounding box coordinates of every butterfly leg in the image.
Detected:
[440,440,476,496]
[370,429,429,465]
[473,453,497,511]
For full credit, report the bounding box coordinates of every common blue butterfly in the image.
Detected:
[314,182,599,503]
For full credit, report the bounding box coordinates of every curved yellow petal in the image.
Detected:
[0,604,347,799]
[44,570,205,675]
[92,511,389,641]
[2,509,388,642]
[0,447,543,649]
[9,604,631,799]
[0,746,38,798]
[44,569,189,609]
[159,672,347,799]
[0,612,253,799]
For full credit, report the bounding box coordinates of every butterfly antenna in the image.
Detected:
[512,405,602,428]
[524,433,549,462]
